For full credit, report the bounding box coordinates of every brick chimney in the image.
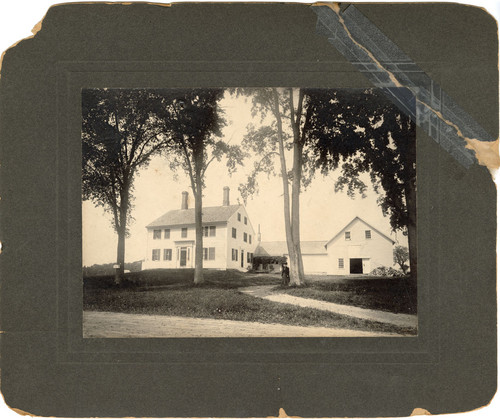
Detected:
[223,186,230,206]
[181,191,188,210]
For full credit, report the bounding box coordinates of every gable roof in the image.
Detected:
[147,205,241,228]
[255,241,328,257]
[325,216,395,247]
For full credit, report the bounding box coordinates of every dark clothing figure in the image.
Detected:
[281,264,290,286]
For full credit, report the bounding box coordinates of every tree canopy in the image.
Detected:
[303,88,416,235]
[157,89,246,284]
[82,88,171,282]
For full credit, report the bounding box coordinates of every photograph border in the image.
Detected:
[61,61,434,364]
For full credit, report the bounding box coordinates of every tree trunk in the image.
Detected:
[289,89,306,286]
[193,145,204,285]
[405,185,417,280]
[405,126,417,281]
[115,226,126,285]
[194,184,204,284]
[272,89,300,286]
[114,184,129,285]
[291,148,305,285]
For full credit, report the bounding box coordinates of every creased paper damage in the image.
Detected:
[312,3,499,174]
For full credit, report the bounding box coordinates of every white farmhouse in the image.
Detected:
[255,216,395,275]
[143,187,257,271]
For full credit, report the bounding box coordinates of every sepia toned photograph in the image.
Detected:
[82,87,417,338]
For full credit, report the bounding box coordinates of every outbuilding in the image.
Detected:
[254,216,395,275]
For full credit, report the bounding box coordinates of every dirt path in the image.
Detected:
[239,285,418,329]
[83,311,399,338]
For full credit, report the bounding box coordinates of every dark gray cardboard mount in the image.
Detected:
[0,3,497,417]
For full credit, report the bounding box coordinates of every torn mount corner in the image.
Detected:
[311,3,499,173]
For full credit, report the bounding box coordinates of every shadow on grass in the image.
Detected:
[282,275,417,315]
[84,268,281,290]
[83,269,417,334]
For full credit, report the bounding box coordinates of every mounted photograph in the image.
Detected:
[82,87,417,338]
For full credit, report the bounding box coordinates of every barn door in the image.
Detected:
[350,258,363,274]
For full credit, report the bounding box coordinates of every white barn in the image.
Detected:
[255,216,395,275]
[143,187,257,271]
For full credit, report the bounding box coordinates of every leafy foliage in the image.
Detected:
[157,89,246,193]
[82,88,170,233]
[303,88,416,234]
[370,266,405,277]
[393,245,410,274]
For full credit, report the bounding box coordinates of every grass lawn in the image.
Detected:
[280,275,417,315]
[83,269,416,335]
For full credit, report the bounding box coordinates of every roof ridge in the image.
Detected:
[146,203,243,228]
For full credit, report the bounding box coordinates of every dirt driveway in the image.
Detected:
[83,311,398,338]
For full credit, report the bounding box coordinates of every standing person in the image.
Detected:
[281,262,290,286]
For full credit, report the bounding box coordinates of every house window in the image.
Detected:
[345,231,351,240]
[203,226,216,237]
[247,252,253,263]
[365,230,371,239]
[153,230,161,239]
[203,247,216,260]
[237,213,241,222]
[249,234,252,244]
[243,232,248,242]
[244,216,247,225]
[163,249,172,261]
[232,227,237,238]
[232,248,238,261]
[152,249,160,261]
[338,258,344,269]
[164,229,170,239]
[181,227,188,238]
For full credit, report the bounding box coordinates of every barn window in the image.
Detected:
[338,258,344,269]
[365,230,371,239]
[345,231,351,240]
[153,230,161,239]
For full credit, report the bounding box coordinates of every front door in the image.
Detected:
[350,258,363,274]
[241,250,244,268]
[180,248,187,267]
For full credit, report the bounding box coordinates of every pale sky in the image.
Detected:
[82,90,408,266]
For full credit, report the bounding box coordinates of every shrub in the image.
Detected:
[370,266,404,277]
